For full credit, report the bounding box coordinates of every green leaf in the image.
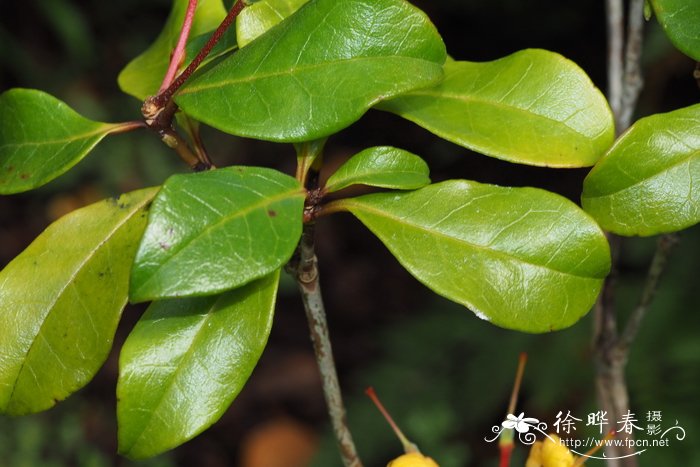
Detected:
[175,0,446,142]
[339,181,610,332]
[325,146,430,193]
[118,271,278,459]
[130,166,304,302]
[651,0,700,60]
[582,104,700,236]
[183,28,238,68]
[0,188,157,415]
[118,0,227,100]
[378,49,615,168]
[236,0,308,48]
[0,89,121,194]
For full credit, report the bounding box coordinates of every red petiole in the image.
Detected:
[159,0,199,93]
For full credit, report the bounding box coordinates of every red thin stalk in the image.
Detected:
[499,443,514,467]
[507,353,527,415]
[160,0,199,92]
[158,0,244,104]
[365,387,418,454]
[499,353,527,467]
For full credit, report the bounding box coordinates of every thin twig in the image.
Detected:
[619,0,646,130]
[155,0,245,107]
[605,0,624,125]
[141,0,245,164]
[596,1,648,465]
[617,234,680,352]
[288,155,362,467]
[292,224,363,467]
[160,0,199,93]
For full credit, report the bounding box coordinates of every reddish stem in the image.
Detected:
[107,120,148,135]
[499,443,514,467]
[507,353,527,415]
[499,353,528,467]
[365,387,418,454]
[159,0,199,93]
[157,0,245,105]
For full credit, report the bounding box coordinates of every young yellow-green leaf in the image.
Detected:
[175,0,446,142]
[236,0,308,48]
[582,104,700,236]
[378,50,615,168]
[118,271,278,459]
[651,0,700,60]
[339,181,610,332]
[118,0,227,100]
[130,166,304,302]
[325,146,430,193]
[0,89,122,194]
[0,188,157,415]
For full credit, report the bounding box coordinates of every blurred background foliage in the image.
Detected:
[1,0,699,466]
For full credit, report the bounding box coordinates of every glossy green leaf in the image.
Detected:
[118,0,226,100]
[0,89,122,194]
[118,271,278,459]
[236,0,308,48]
[378,49,615,168]
[0,188,157,415]
[325,146,430,193]
[175,0,446,142]
[340,181,610,332]
[582,104,700,236]
[183,27,238,68]
[651,0,700,60]
[130,166,304,302]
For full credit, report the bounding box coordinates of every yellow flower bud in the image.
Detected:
[525,434,576,467]
[387,452,440,467]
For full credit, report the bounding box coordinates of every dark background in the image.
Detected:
[1,1,699,466]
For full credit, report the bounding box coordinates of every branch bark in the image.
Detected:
[593,0,644,467]
[595,2,678,466]
[293,224,362,467]
[288,152,362,467]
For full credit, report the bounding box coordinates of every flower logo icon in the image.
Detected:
[502,413,540,433]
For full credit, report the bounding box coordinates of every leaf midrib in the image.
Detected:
[583,147,700,199]
[7,193,153,406]
[327,168,427,191]
[0,124,114,151]
[135,186,303,295]
[177,55,439,95]
[346,200,603,280]
[123,295,223,453]
[123,274,276,455]
[397,90,598,141]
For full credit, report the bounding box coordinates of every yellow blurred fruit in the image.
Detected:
[525,434,576,467]
[387,452,440,467]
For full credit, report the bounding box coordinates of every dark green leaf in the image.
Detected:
[0,188,157,415]
[340,181,610,332]
[118,271,279,459]
[378,50,615,167]
[175,0,446,142]
[0,89,121,194]
[130,166,304,302]
[651,0,700,60]
[582,104,700,236]
[118,0,227,100]
[325,146,430,193]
